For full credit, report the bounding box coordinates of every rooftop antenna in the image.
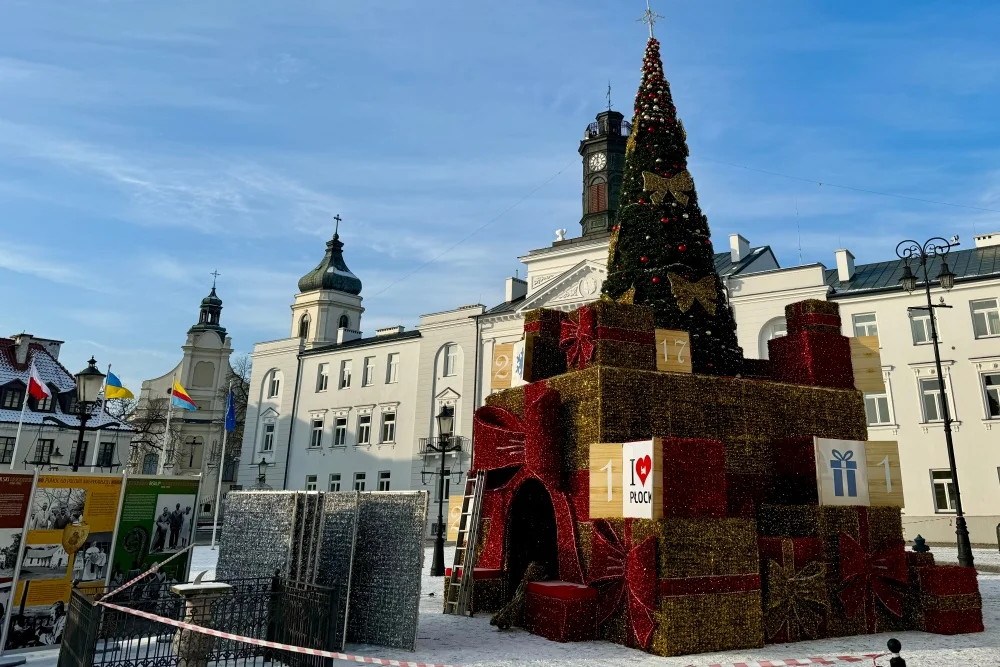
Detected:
[333,213,342,237]
[210,270,220,289]
[795,198,803,265]
[638,0,664,38]
[607,81,613,112]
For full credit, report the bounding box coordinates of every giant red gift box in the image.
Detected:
[914,564,984,635]
[524,581,597,642]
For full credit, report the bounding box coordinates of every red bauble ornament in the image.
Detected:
[613,225,619,231]
[678,244,687,252]
[706,239,712,246]
[652,276,661,284]
[660,217,669,223]
[640,256,649,263]
[648,126,654,132]
[638,199,645,204]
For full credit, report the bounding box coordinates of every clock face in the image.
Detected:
[588,152,607,172]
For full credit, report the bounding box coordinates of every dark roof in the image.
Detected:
[483,247,772,315]
[298,234,363,295]
[201,286,223,307]
[827,245,1000,297]
[300,329,421,357]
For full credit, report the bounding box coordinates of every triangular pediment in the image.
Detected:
[260,407,279,419]
[435,387,461,400]
[517,260,607,314]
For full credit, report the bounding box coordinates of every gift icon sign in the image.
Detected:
[830,449,858,497]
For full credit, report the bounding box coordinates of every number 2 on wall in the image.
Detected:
[600,459,613,501]
[879,455,892,492]
[494,354,510,379]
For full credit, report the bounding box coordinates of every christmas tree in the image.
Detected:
[602,35,743,376]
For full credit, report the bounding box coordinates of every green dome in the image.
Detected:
[298,234,363,295]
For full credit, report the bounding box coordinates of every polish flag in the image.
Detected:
[27,360,51,401]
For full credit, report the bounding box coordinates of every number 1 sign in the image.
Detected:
[588,439,663,520]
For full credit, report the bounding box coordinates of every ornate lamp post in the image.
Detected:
[254,457,273,490]
[72,357,106,472]
[425,406,459,577]
[896,236,973,568]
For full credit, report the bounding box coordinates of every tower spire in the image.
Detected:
[607,81,613,112]
[210,269,220,289]
[638,0,664,38]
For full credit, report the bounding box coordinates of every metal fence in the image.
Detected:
[58,575,345,667]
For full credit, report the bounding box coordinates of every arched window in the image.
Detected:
[192,361,215,387]
[298,314,311,339]
[758,317,788,360]
[588,178,608,213]
[338,314,350,330]
[142,453,158,475]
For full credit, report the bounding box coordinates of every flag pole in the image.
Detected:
[89,364,111,472]
[9,392,28,471]
[211,380,232,550]
[160,374,175,476]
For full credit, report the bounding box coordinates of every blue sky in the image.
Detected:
[2,1,999,388]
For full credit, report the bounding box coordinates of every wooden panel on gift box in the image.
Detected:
[589,443,624,518]
[866,440,904,507]
[623,438,663,520]
[490,343,515,391]
[447,493,463,542]
[850,336,885,393]
[655,328,693,374]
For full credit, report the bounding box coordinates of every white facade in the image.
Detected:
[238,230,484,536]
[730,235,1000,544]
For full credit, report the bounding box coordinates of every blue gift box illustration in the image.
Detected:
[830,449,858,497]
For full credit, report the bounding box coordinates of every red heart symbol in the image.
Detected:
[635,455,652,487]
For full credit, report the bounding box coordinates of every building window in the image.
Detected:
[931,470,957,513]
[268,373,280,398]
[910,313,932,345]
[443,344,458,377]
[363,357,376,386]
[919,377,951,422]
[329,473,341,492]
[298,315,310,339]
[971,298,1000,339]
[334,417,348,447]
[339,314,350,329]
[983,373,1000,418]
[354,472,366,491]
[386,353,399,384]
[339,360,352,389]
[34,439,54,464]
[309,418,324,448]
[380,411,396,443]
[317,363,329,392]
[440,468,452,500]
[378,471,391,491]
[261,423,275,452]
[0,437,14,464]
[222,459,238,482]
[852,313,878,337]
[69,440,88,466]
[97,442,115,467]
[34,392,53,412]
[864,392,892,426]
[759,317,787,360]
[2,388,23,410]
[305,475,317,491]
[357,414,371,446]
[588,180,608,213]
[142,453,158,475]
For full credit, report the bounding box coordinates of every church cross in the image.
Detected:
[607,81,612,112]
[334,214,342,237]
[210,270,220,289]
[638,0,664,38]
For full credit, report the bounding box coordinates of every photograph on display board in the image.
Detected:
[149,494,197,554]
[5,474,123,652]
[0,530,22,579]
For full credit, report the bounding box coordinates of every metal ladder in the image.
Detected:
[445,470,485,616]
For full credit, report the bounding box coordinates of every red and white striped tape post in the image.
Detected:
[101,543,196,601]
[695,656,886,667]
[96,599,462,667]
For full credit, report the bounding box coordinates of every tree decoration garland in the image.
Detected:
[601,36,743,375]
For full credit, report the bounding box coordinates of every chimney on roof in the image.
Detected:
[975,232,1000,248]
[835,249,856,282]
[375,326,404,338]
[11,333,33,365]
[729,234,750,263]
[337,327,363,344]
[505,277,527,303]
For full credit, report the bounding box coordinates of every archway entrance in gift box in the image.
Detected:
[504,478,558,598]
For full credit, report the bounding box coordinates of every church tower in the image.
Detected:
[578,109,629,236]
[291,221,365,346]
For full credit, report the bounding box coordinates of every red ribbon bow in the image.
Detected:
[837,532,908,619]
[588,519,658,648]
[559,305,597,370]
[472,383,561,484]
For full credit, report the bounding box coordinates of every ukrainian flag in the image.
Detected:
[105,371,134,400]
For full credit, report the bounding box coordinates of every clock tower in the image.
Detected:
[578,109,629,236]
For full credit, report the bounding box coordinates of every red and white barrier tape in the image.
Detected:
[96,599,461,667]
[697,656,886,667]
[102,544,196,600]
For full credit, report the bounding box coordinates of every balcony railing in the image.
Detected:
[418,436,470,456]
[586,118,632,140]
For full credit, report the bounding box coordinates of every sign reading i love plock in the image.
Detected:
[589,439,663,520]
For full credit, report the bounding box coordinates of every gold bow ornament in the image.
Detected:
[642,170,694,206]
[764,554,828,642]
[62,521,91,555]
[667,272,718,315]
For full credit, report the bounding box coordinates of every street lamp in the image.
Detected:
[254,457,273,490]
[427,406,459,577]
[896,236,973,568]
[72,357,106,472]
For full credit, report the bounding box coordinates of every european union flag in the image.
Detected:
[225,390,236,432]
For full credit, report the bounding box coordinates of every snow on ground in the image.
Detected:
[17,545,1000,667]
[931,546,1000,571]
